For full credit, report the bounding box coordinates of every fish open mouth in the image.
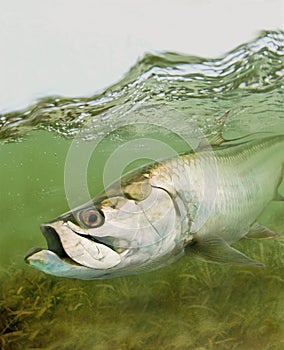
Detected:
[25,221,122,270]
[24,224,76,265]
[40,224,69,259]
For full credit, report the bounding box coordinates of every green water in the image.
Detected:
[0,30,284,349]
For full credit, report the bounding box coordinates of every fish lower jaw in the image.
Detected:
[25,248,82,267]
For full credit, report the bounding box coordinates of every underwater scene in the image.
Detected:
[0,30,284,349]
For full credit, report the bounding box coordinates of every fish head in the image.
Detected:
[25,174,184,279]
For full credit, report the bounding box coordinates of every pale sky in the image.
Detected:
[0,0,283,111]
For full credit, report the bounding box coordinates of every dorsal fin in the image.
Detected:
[198,111,230,149]
[208,110,230,146]
[198,110,274,150]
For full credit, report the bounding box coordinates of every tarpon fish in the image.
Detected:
[25,118,284,279]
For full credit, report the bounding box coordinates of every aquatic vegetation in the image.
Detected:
[1,234,284,350]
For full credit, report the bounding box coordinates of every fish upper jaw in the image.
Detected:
[40,223,69,259]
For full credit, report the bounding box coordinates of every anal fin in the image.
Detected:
[246,222,279,239]
[274,192,284,202]
[185,236,264,266]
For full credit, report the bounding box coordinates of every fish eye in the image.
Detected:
[77,208,105,228]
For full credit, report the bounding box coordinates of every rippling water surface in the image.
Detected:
[1,30,284,142]
[0,30,283,350]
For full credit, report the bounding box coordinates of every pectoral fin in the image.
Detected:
[246,222,279,239]
[185,236,264,266]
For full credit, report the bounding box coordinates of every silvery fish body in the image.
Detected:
[25,135,284,279]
